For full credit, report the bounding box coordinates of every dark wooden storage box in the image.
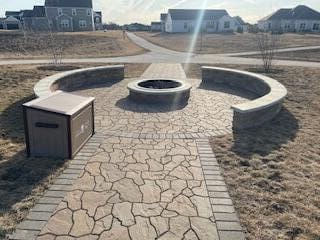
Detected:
[23,91,95,159]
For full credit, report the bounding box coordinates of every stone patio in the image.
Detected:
[10,64,246,240]
[74,64,253,138]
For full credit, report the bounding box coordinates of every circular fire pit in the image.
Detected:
[128,79,192,105]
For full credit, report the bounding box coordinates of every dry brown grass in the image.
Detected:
[185,63,320,240]
[0,30,147,59]
[245,49,320,62]
[137,32,320,54]
[0,63,149,236]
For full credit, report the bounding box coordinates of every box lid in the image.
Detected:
[23,91,95,116]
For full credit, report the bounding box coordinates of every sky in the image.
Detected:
[1,0,320,24]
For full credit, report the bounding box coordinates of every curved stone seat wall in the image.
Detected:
[202,66,287,130]
[34,65,125,97]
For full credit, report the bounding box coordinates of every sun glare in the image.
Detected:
[184,0,208,71]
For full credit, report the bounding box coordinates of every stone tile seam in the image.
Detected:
[98,130,231,140]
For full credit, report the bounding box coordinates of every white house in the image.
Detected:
[160,13,167,32]
[162,9,245,33]
[151,22,162,32]
[258,5,320,33]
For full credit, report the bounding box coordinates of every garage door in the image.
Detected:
[6,23,19,30]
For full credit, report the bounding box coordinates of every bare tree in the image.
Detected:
[40,28,68,65]
[0,21,69,65]
[256,33,281,73]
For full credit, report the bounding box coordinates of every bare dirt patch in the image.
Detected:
[0,63,149,236]
[184,63,320,240]
[137,32,320,54]
[0,30,147,59]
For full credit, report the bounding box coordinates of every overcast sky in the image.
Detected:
[1,0,320,24]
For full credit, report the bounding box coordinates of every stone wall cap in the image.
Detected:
[34,65,125,98]
[202,66,287,113]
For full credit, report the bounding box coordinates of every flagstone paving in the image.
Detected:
[74,64,253,138]
[10,64,246,240]
[37,137,220,239]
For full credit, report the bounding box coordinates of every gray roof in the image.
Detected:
[5,11,21,17]
[32,6,46,17]
[45,0,92,8]
[168,9,228,21]
[234,16,246,25]
[20,10,34,18]
[261,5,320,21]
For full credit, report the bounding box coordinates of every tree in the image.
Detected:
[255,33,281,73]
[1,21,68,65]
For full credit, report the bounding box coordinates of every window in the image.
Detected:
[313,23,319,30]
[300,23,306,30]
[206,21,214,28]
[184,23,188,29]
[284,23,290,29]
[79,20,87,28]
[268,22,271,29]
[224,21,230,28]
[60,19,69,28]
[58,8,63,16]
[87,9,92,16]
[72,9,76,16]
[95,17,100,23]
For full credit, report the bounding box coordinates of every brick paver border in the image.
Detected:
[9,133,106,240]
[9,133,246,240]
[196,139,245,240]
[9,63,245,239]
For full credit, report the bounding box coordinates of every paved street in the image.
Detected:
[1,32,320,68]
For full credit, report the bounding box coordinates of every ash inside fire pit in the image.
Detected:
[138,80,182,89]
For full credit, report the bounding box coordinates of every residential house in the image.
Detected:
[160,13,167,32]
[234,16,248,32]
[0,11,22,30]
[22,6,49,31]
[1,16,21,30]
[0,18,5,29]
[5,11,22,20]
[44,0,95,31]
[162,9,246,33]
[2,0,103,32]
[125,23,150,32]
[258,5,320,33]
[94,11,103,30]
[151,22,162,32]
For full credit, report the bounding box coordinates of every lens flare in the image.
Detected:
[184,0,208,71]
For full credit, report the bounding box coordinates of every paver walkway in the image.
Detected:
[141,63,187,79]
[10,64,245,240]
